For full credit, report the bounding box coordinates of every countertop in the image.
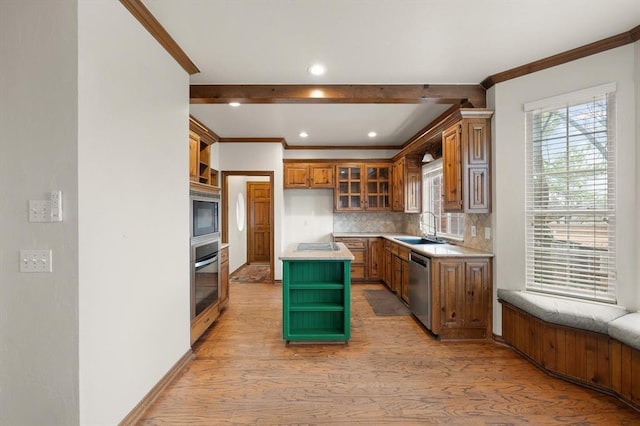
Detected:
[333,232,493,258]
[280,242,355,261]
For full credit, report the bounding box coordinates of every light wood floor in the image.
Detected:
[138,283,639,425]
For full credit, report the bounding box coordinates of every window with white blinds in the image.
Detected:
[422,160,464,239]
[524,84,616,303]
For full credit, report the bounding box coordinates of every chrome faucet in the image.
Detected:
[421,212,438,239]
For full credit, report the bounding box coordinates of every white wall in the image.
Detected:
[492,45,638,335]
[283,189,335,246]
[77,1,189,424]
[636,40,640,310]
[227,176,249,273]
[220,143,284,279]
[0,1,80,424]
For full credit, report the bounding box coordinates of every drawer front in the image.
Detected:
[337,239,366,249]
[390,242,399,256]
[398,246,410,261]
[351,249,365,264]
[350,264,365,279]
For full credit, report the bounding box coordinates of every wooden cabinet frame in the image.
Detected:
[283,160,335,188]
[335,162,392,211]
[431,257,492,340]
[189,116,219,186]
[442,110,493,213]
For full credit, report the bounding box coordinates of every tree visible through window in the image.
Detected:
[525,84,616,302]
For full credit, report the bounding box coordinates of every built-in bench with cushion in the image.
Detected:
[498,289,640,411]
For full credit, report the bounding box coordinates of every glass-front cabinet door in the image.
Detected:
[366,165,391,210]
[335,163,391,211]
[336,165,362,211]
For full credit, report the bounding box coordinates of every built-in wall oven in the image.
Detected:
[190,189,220,241]
[191,239,219,320]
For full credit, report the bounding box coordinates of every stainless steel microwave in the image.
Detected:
[190,190,220,240]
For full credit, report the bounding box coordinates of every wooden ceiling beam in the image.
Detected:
[190,84,486,107]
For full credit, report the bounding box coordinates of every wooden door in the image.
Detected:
[464,260,491,329]
[367,238,383,280]
[436,259,465,331]
[392,158,404,211]
[464,119,491,212]
[383,246,392,287]
[247,182,272,264]
[442,124,463,212]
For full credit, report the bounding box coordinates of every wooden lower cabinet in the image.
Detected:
[382,240,410,303]
[383,240,393,288]
[367,238,383,280]
[431,257,492,340]
[334,237,384,282]
[219,246,229,309]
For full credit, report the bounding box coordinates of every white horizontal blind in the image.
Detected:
[524,88,616,302]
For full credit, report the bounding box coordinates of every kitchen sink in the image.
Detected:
[394,236,446,245]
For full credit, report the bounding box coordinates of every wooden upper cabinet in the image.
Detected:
[189,130,200,182]
[189,116,218,186]
[335,163,391,211]
[283,162,334,188]
[309,164,334,188]
[392,155,421,213]
[442,109,493,213]
[442,125,463,212]
[392,157,405,211]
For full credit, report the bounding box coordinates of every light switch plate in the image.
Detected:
[20,250,52,273]
[485,227,492,240]
[50,190,62,222]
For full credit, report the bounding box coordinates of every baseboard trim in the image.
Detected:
[230,262,248,276]
[119,349,195,425]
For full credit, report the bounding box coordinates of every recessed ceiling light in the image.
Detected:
[229,102,240,107]
[308,63,326,76]
[299,131,309,138]
[368,131,377,138]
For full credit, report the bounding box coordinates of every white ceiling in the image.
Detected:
[144,0,640,147]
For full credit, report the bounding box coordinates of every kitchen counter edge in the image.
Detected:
[332,233,493,258]
[280,242,355,261]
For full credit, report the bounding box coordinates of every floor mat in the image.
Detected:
[230,264,271,283]
[363,289,410,316]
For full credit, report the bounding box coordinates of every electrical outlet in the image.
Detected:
[471,225,477,237]
[29,200,49,222]
[19,250,52,273]
[50,190,62,222]
[485,227,492,240]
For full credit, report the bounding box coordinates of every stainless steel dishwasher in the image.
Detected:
[409,251,432,330]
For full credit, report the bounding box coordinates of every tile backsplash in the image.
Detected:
[333,212,405,233]
[335,211,493,253]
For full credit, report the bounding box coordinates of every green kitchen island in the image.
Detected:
[280,242,354,343]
